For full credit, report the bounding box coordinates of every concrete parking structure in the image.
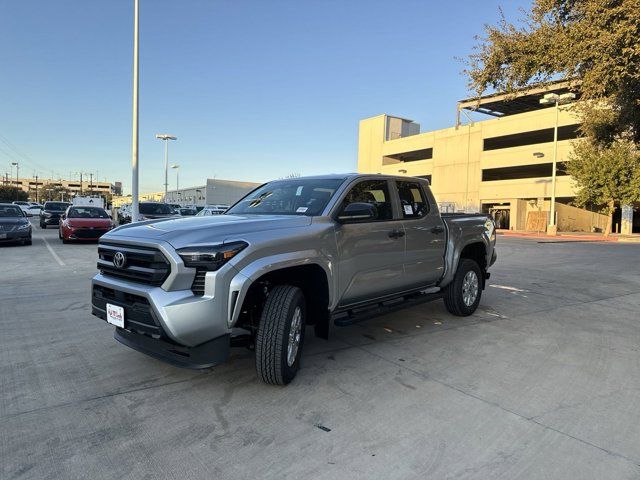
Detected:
[2,223,640,479]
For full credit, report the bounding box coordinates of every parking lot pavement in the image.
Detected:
[2,225,640,479]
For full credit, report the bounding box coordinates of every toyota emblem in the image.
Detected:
[113,251,127,268]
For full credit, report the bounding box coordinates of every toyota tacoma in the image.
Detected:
[91,174,496,384]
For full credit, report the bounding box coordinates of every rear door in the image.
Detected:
[334,179,406,306]
[395,180,446,287]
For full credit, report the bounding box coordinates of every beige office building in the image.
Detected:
[358,82,626,233]
[3,176,119,199]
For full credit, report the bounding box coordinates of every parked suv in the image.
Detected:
[92,174,496,384]
[39,201,71,228]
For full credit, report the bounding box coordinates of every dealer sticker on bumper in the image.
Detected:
[106,303,125,328]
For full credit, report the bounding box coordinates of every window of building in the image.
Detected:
[68,183,81,187]
[384,147,433,164]
[483,124,581,151]
[482,162,569,181]
[395,181,429,218]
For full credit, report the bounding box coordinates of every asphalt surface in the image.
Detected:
[2,222,640,479]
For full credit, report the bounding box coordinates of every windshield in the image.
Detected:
[0,205,23,217]
[227,178,345,216]
[44,202,70,211]
[68,207,109,219]
[139,203,174,215]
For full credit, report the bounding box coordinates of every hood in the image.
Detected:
[66,218,113,227]
[0,217,29,226]
[104,214,312,248]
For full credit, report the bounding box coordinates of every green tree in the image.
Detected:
[0,186,28,202]
[40,185,72,202]
[466,0,640,144]
[565,139,640,234]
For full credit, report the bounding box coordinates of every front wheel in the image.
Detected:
[255,285,306,385]
[443,258,483,316]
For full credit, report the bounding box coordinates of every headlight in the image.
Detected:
[17,223,31,231]
[177,241,248,271]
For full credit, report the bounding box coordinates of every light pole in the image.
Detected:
[11,162,19,199]
[131,0,140,222]
[171,164,180,191]
[156,134,177,200]
[539,92,576,235]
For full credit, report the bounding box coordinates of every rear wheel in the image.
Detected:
[443,258,482,316]
[255,285,306,385]
[41,223,46,229]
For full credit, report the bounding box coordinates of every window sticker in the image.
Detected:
[403,205,414,215]
[296,206,308,213]
[295,186,303,196]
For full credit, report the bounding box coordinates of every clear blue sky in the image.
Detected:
[0,0,530,194]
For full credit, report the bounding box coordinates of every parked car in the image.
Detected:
[117,204,131,225]
[195,204,230,216]
[12,201,31,214]
[168,203,181,214]
[91,174,497,385]
[59,206,115,243]
[0,203,32,245]
[24,204,43,217]
[137,202,177,221]
[39,201,71,228]
[177,207,197,216]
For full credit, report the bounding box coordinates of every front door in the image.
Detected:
[395,180,446,287]
[335,179,406,306]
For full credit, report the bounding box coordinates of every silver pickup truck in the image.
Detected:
[91,174,496,384]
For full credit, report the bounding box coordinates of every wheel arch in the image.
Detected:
[228,254,333,337]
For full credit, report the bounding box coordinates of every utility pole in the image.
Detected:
[80,172,83,195]
[89,173,93,195]
[35,174,39,203]
[131,0,140,222]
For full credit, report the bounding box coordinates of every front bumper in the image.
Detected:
[91,271,232,346]
[113,328,229,369]
[0,229,31,242]
[66,227,112,240]
[41,215,61,225]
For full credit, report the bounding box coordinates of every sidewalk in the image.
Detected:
[497,230,640,243]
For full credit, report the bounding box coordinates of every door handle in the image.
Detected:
[388,229,405,239]
[431,225,445,234]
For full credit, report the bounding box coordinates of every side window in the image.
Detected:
[341,180,393,221]
[396,181,429,219]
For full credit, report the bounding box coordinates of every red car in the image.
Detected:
[59,206,115,243]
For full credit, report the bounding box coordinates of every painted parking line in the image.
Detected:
[42,237,66,267]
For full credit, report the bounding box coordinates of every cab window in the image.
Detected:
[340,180,392,221]
[396,181,429,218]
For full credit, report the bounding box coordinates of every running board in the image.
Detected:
[332,288,443,327]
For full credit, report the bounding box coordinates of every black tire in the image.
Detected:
[62,238,68,244]
[25,238,32,246]
[41,224,46,229]
[255,285,306,385]
[443,258,483,316]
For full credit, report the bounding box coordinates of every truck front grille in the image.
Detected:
[97,242,171,286]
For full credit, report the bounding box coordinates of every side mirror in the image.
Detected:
[61,214,66,220]
[337,202,376,223]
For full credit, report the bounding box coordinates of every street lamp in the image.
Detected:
[156,134,177,200]
[171,164,180,191]
[539,92,576,235]
[131,0,140,222]
[11,162,19,199]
